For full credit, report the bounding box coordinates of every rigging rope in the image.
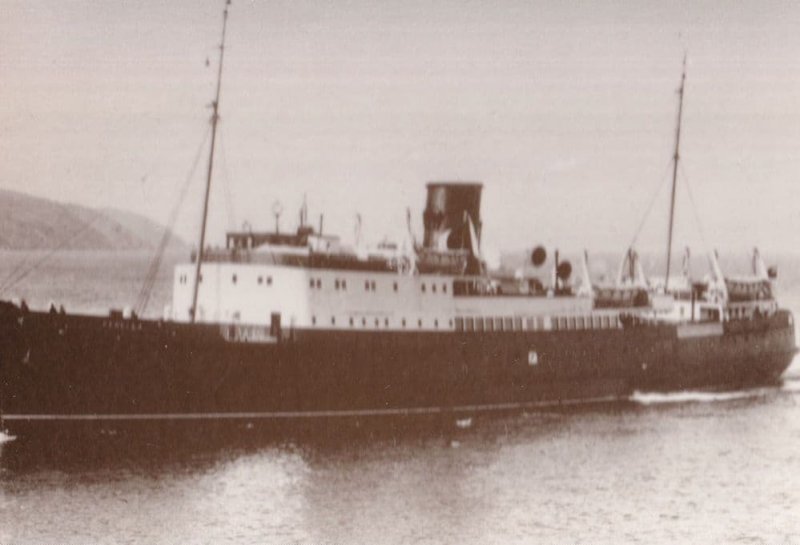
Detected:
[0,203,80,292]
[134,126,212,317]
[218,128,237,232]
[626,157,674,251]
[678,161,710,253]
[0,212,106,296]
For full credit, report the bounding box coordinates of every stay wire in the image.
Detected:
[134,125,212,316]
[626,157,675,251]
[0,203,83,291]
[0,212,106,296]
[218,127,237,232]
[678,161,710,254]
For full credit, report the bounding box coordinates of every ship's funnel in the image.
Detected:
[422,182,483,251]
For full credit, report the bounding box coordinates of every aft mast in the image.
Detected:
[664,55,686,292]
[191,0,231,322]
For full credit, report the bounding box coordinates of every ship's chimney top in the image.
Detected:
[422,182,483,251]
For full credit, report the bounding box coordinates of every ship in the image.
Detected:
[0,5,796,436]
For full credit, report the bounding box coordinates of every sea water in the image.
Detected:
[0,250,798,544]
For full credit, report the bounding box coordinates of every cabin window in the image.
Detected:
[402,318,407,327]
[421,283,426,293]
[443,283,448,294]
[514,317,523,331]
[434,319,439,328]
[371,281,376,291]
[526,317,535,331]
[309,278,314,288]
[315,279,320,288]
[349,317,354,327]
[449,320,453,327]
[335,279,341,290]
[385,318,389,327]
[232,274,237,284]
[362,318,367,326]
[393,282,398,292]
[576,317,584,329]
[432,284,437,294]
[374,318,379,327]
[537,317,545,330]
[495,317,503,331]
[474,318,483,332]
[311,316,316,325]
[465,318,474,332]
[365,280,370,291]
[418,318,423,328]
[341,279,347,290]
[267,276,273,286]
[504,317,513,331]
[258,276,264,285]
[486,318,494,332]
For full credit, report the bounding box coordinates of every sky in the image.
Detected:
[2,0,800,260]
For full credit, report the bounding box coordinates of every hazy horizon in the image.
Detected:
[3,0,799,257]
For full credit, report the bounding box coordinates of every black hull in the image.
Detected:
[0,301,795,434]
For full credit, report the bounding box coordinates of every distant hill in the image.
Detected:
[0,189,186,251]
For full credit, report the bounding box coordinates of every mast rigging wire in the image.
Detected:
[218,128,238,231]
[134,126,212,316]
[678,161,710,254]
[626,157,674,252]
[0,213,106,296]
